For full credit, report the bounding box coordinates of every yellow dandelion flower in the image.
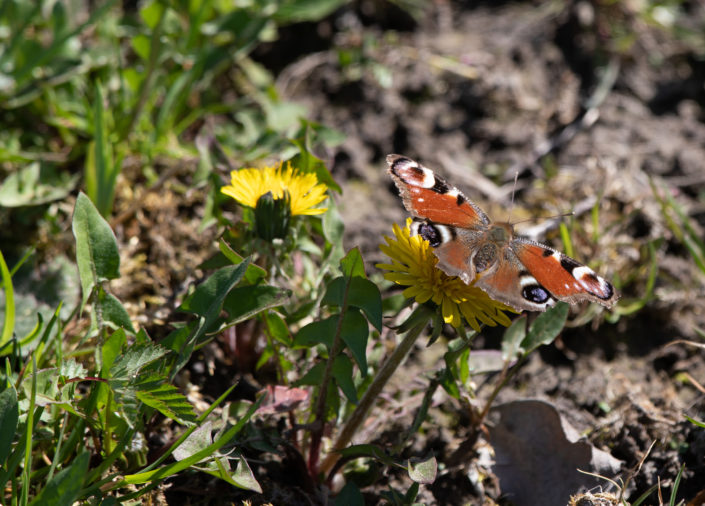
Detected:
[377,219,516,331]
[221,161,328,216]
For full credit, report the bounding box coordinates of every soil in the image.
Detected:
[113,1,705,504]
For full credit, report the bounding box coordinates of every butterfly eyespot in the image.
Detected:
[417,223,442,247]
[522,285,551,304]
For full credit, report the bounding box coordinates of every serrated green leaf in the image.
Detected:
[109,343,169,380]
[28,451,89,506]
[520,302,569,355]
[59,359,87,379]
[135,377,197,425]
[72,192,120,309]
[408,456,437,484]
[0,387,19,464]
[332,354,356,404]
[222,285,290,325]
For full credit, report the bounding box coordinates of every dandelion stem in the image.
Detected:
[320,313,429,478]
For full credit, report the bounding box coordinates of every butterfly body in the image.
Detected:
[387,154,618,312]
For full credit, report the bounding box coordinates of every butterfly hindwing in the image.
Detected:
[474,254,557,312]
[512,241,617,306]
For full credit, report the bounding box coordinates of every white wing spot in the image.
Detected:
[420,167,436,188]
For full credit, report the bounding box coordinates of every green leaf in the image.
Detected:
[173,421,214,460]
[0,162,77,207]
[335,482,364,506]
[101,328,127,377]
[135,376,197,425]
[274,0,348,25]
[217,240,266,283]
[222,285,290,325]
[124,396,263,484]
[340,247,366,278]
[333,481,365,506]
[336,444,394,465]
[179,262,250,317]
[0,386,19,464]
[293,317,336,349]
[96,291,135,333]
[501,316,527,361]
[332,354,356,404]
[265,312,290,346]
[28,451,89,506]
[295,362,325,386]
[109,343,169,380]
[289,139,341,193]
[408,456,437,484]
[72,192,120,309]
[85,81,118,216]
[339,309,369,375]
[322,277,382,332]
[322,199,344,246]
[226,455,262,492]
[520,303,569,355]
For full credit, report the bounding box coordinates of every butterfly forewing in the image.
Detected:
[387,154,490,229]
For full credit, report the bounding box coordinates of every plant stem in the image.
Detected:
[319,318,427,478]
[307,275,352,477]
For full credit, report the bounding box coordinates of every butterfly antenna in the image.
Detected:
[509,171,519,223]
[508,171,519,223]
[511,211,575,226]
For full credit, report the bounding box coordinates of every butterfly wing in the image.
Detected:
[511,240,618,308]
[387,154,490,228]
[473,251,558,312]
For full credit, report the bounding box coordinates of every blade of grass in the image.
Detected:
[20,354,38,506]
[119,394,263,487]
[12,1,116,88]
[0,250,15,351]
